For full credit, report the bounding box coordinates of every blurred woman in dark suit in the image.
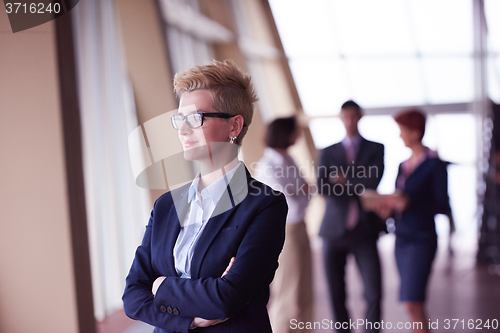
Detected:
[377,109,451,333]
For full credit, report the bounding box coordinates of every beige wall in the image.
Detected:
[0,10,79,333]
[115,0,194,200]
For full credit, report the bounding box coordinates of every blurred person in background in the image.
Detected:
[375,109,451,333]
[317,100,385,333]
[255,116,313,333]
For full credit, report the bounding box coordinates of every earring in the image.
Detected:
[230,136,237,144]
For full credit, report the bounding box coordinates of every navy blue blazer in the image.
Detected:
[122,164,288,333]
[317,137,385,240]
[395,156,451,240]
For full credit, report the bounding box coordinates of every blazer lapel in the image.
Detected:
[190,164,250,279]
[189,208,235,279]
[355,138,368,165]
[335,143,348,167]
[164,184,190,276]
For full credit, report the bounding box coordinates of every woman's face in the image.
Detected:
[177,89,234,163]
[398,124,421,148]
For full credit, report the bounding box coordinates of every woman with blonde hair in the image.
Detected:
[123,60,288,333]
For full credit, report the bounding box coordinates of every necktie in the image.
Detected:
[344,140,358,230]
[345,139,356,163]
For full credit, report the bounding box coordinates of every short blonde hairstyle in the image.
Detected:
[173,59,258,145]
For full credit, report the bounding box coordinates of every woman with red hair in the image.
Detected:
[378,109,451,333]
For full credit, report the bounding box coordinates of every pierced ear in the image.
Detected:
[230,115,245,137]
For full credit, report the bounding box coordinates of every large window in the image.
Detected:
[269,0,497,240]
[269,0,480,113]
[158,0,229,73]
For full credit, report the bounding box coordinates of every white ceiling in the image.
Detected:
[269,0,500,115]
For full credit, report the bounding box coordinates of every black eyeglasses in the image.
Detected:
[170,112,246,130]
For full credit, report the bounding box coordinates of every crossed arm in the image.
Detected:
[151,257,235,328]
[122,193,287,332]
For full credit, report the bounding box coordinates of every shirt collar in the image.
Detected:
[343,134,361,147]
[188,161,242,204]
[401,148,438,175]
[188,175,201,203]
[263,147,287,164]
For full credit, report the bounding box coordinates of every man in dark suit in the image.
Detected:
[317,100,384,333]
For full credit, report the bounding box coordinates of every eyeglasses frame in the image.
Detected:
[170,112,247,130]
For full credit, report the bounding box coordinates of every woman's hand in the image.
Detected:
[222,257,235,277]
[372,191,410,219]
[191,257,235,328]
[373,201,393,220]
[392,192,410,212]
[152,276,166,296]
[192,317,229,327]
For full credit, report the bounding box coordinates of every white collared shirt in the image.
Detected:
[342,134,361,162]
[173,162,241,278]
[255,148,308,225]
[341,135,362,229]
